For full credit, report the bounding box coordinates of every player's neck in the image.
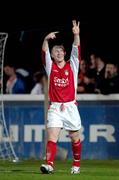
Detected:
[56,60,66,68]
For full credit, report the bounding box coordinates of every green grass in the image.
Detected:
[0,159,119,180]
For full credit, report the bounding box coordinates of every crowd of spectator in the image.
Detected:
[3,53,119,95]
[77,53,119,94]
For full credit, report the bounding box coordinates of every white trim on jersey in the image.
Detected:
[70,45,79,94]
[45,48,52,77]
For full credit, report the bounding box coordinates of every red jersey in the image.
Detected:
[42,45,80,102]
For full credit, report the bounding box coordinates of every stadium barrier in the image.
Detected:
[0,94,119,160]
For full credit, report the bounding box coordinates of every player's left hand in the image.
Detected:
[72,20,80,35]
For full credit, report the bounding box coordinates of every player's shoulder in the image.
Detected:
[65,60,71,68]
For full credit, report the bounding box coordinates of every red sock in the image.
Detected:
[46,140,56,166]
[72,140,82,167]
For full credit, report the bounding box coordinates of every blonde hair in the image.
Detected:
[51,45,65,53]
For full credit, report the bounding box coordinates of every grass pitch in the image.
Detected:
[0,159,119,180]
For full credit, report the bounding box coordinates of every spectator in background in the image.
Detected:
[4,64,26,94]
[89,53,97,70]
[31,71,46,94]
[94,56,106,93]
[77,59,96,93]
[100,62,119,94]
[77,59,88,93]
[16,68,32,93]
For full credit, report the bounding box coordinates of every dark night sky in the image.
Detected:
[0,1,118,74]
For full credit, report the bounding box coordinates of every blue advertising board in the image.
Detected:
[2,100,119,160]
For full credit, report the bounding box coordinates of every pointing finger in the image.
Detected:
[54,31,59,34]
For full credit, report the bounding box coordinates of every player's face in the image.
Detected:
[51,46,65,63]
[105,64,115,75]
[4,66,14,76]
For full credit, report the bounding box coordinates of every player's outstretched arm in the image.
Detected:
[72,20,80,46]
[42,32,59,52]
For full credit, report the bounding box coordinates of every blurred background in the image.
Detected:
[1,1,118,73]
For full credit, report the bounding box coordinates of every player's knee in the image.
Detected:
[69,131,80,141]
[48,133,59,142]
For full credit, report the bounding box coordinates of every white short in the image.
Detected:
[47,101,81,131]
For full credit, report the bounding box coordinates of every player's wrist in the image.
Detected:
[74,33,80,36]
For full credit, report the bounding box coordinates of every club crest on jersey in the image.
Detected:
[64,70,69,76]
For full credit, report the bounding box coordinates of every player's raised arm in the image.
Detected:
[42,32,59,52]
[72,20,80,46]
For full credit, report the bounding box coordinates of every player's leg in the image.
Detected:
[46,127,61,166]
[40,127,61,174]
[69,130,82,174]
[64,102,82,174]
